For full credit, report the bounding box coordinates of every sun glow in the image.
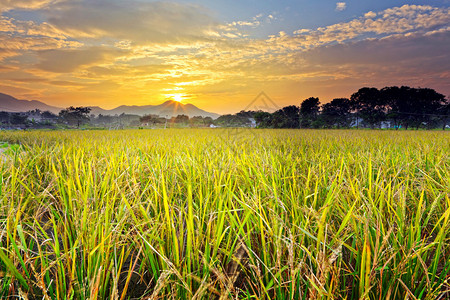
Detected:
[172,94,183,102]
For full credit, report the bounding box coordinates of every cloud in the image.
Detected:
[0,15,81,63]
[230,20,261,28]
[40,0,218,45]
[364,11,377,19]
[0,0,56,11]
[302,31,450,70]
[295,31,450,92]
[49,80,88,87]
[275,5,450,50]
[336,2,347,12]
[36,47,127,73]
[0,33,80,52]
[227,13,276,29]
[1,15,67,38]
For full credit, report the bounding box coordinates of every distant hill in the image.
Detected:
[89,100,220,119]
[0,93,61,114]
[0,93,220,119]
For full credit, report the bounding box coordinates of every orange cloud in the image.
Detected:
[42,0,219,44]
[0,0,56,11]
[36,47,128,73]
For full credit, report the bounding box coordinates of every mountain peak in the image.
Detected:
[161,100,183,105]
[0,92,220,119]
[0,93,61,114]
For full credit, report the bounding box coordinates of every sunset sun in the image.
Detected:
[173,94,183,102]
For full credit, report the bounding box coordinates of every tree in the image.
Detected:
[10,113,29,126]
[382,86,446,130]
[271,105,300,128]
[300,97,320,128]
[321,98,352,128]
[254,111,273,128]
[140,114,166,127]
[381,86,406,129]
[59,106,91,128]
[0,112,9,124]
[174,114,189,123]
[414,87,446,129]
[189,116,214,127]
[215,113,252,127]
[41,111,58,120]
[202,117,214,126]
[350,88,387,129]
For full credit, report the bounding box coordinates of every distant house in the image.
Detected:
[210,124,219,128]
[249,118,257,128]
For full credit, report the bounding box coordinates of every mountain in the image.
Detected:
[0,93,62,114]
[0,93,220,119]
[89,100,220,119]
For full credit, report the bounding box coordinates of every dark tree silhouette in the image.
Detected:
[321,98,352,128]
[41,111,58,119]
[382,86,446,129]
[300,97,320,128]
[10,114,29,126]
[381,86,407,129]
[59,106,91,128]
[254,111,273,128]
[271,105,300,128]
[194,85,448,130]
[414,88,446,129]
[350,88,388,129]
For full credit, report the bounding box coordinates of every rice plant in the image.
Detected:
[0,129,449,299]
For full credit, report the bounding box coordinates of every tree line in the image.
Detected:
[1,86,448,130]
[252,86,449,130]
[0,107,94,129]
[0,107,215,129]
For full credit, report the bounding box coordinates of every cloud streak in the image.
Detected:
[336,2,347,11]
[0,0,56,11]
[36,47,128,73]
[41,0,219,44]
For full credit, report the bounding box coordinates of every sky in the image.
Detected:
[0,0,449,114]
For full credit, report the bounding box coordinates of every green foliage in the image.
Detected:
[0,129,449,299]
[215,111,255,127]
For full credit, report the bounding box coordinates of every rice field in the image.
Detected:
[0,129,449,299]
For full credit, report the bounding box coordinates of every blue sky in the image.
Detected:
[174,0,450,34]
[0,0,449,112]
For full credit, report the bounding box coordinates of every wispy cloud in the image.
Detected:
[336,2,347,12]
[279,5,450,49]
[0,0,56,11]
[41,0,218,44]
[36,47,128,73]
